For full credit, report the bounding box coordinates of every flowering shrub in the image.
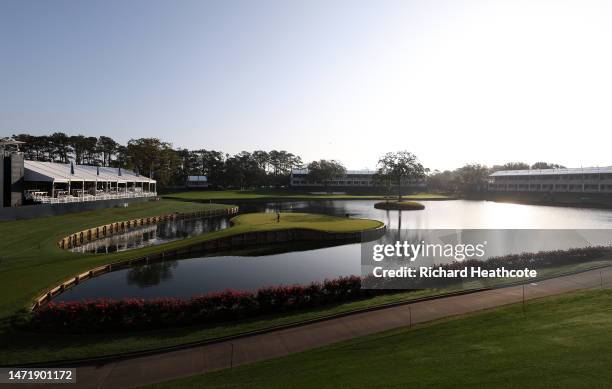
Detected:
[28,276,374,333]
[27,246,611,333]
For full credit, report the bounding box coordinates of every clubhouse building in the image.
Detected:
[489,167,612,194]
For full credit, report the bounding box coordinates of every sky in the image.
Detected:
[2,0,612,171]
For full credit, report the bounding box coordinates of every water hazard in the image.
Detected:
[69,216,231,254]
[57,200,612,301]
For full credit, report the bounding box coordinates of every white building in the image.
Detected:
[290,168,426,189]
[291,169,376,187]
[489,167,612,194]
[186,175,208,188]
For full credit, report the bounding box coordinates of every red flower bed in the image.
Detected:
[27,246,612,333]
[29,276,375,333]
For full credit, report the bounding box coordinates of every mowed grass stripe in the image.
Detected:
[146,288,612,389]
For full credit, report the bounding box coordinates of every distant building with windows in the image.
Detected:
[186,175,208,188]
[489,167,612,194]
[290,168,426,190]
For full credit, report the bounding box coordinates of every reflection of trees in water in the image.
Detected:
[126,261,178,287]
[156,217,230,239]
[239,201,351,218]
[222,240,355,257]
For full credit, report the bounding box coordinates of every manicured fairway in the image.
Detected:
[147,288,612,389]
[0,204,387,364]
[164,189,451,201]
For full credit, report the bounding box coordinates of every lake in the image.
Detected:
[70,215,231,254]
[56,199,612,301]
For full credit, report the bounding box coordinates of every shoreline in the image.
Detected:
[469,192,612,210]
[32,213,386,310]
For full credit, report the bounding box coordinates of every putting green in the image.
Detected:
[230,212,384,233]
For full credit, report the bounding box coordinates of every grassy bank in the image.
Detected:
[148,288,612,389]
[2,289,447,365]
[5,258,609,364]
[2,198,606,365]
[4,259,610,364]
[164,189,452,202]
[0,199,234,318]
[0,207,385,364]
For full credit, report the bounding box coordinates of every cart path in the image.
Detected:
[13,266,612,389]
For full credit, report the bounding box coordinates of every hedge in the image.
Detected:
[26,246,612,333]
[27,276,382,333]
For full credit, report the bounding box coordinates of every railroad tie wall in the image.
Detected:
[58,207,239,249]
[35,223,385,310]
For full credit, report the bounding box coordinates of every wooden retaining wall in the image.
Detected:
[58,207,239,250]
[34,224,386,310]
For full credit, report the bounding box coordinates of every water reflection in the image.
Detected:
[70,216,231,254]
[56,200,612,302]
[234,199,612,229]
[127,261,178,287]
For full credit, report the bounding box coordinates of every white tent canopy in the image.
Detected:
[23,161,157,204]
[24,161,156,184]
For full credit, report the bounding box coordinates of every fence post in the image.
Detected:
[409,305,412,328]
[522,284,525,314]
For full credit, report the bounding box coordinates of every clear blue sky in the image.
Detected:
[2,0,612,171]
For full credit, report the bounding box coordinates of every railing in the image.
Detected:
[30,191,157,204]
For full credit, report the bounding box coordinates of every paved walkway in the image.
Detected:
[11,266,612,389]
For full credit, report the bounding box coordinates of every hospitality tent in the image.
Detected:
[23,161,156,203]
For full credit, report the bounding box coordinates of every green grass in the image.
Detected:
[146,288,612,389]
[374,200,425,210]
[0,199,233,318]
[164,189,451,201]
[1,197,607,366]
[231,212,383,232]
[2,289,446,365]
[0,205,385,364]
[6,255,606,364]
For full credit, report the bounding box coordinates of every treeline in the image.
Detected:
[428,161,566,193]
[12,133,566,193]
[12,133,303,189]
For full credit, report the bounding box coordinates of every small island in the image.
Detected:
[374,201,425,211]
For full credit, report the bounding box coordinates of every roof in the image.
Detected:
[187,175,207,182]
[291,169,376,175]
[490,166,612,177]
[24,160,156,184]
[0,137,25,146]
